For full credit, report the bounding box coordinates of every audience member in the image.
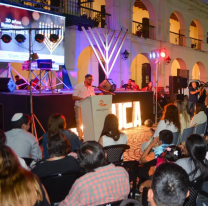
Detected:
[188,82,200,117]
[139,145,182,195]
[140,130,174,164]
[190,101,207,128]
[15,75,26,90]
[176,134,208,181]
[32,133,83,177]
[199,85,207,103]
[99,114,128,148]
[153,104,181,137]
[59,141,130,206]
[0,145,50,206]
[142,104,180,152]
[42,114,82,159]
[147,163,189,206]
[5,113,42,160]
[0,129,28,170]
[175,100,190,134]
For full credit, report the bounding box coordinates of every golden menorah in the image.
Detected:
[39,22,64,55]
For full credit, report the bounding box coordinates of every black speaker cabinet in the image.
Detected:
[0,78,16,92]
[169,76,182,94]
[182,78,188,88]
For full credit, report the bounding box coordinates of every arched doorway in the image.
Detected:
[189,19,204,50]
[192,62,206,82]
[171,58,187,76]
[169,12,186,46]
[132,0,156,39]
[76,46,105,85]
[130,53,151,89]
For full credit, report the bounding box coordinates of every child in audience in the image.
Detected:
[139,145,182,193]
[42,114,82,159]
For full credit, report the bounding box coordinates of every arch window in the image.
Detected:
[132,0,155,40]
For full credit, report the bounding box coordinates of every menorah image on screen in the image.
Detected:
[0,3,65,64]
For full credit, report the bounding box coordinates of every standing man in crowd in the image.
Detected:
[72,74,95,139]
[188,82,200,117]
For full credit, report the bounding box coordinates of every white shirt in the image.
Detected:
[153,119,179,137]
[190,111,207,127]
[73,82,95,106]
[102,133,128,147]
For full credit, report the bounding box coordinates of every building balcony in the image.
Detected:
[169,31,185,46]
[190,37,202,50]
[132,21,155,40]
[0,0,111,29]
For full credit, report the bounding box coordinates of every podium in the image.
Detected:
[80,95,112,141]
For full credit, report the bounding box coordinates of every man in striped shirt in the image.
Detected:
[59,141,130,206]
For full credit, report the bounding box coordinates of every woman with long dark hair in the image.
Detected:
[42,114,82,159]
[176,134,208,181]
[153,103,181,137]
[98,114,128,147]
[0,145,50,206]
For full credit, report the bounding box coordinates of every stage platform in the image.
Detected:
[0,90,153,137]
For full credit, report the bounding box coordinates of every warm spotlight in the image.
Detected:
[1,34,12,43]
[35,34,45,43]
[15,34,26,43]
[50,34,59,43]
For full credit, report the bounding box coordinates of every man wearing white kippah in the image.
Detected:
[5,113,42,160]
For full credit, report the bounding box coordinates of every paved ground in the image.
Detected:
[122,125,157,161]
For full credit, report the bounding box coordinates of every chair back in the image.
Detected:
[180,127,195,143]
[40,171,84,205]
[104,144,130,165]
[97,200,123,206]
[172,132,181,145]
[183,179,204,206]
[194,122,207,135]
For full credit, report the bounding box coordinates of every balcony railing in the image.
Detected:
[64,3,111,28]
[169,31,185,46]
[132,21,155,40]
[191,37,202,50]
[1,0,111,28]
[0,0,63,12]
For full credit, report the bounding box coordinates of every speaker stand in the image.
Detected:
[31,113,46,142]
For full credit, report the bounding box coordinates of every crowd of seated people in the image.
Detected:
[2,93,208,206]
